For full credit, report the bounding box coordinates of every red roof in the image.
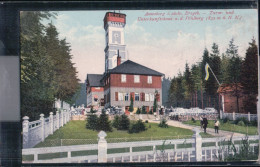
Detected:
[217,83,243,93]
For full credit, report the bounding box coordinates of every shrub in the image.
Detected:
[118,114,130,130]
[191,117,196,123]
[112,115,120,129]
[222,117,230,123]
[145,120,149,123]
[128,120,146,133]
[234,117,249,126]
[97,110,112,132]
[149,109,153,115]
[86,114,98,130]
[136,108,141,114]
[238,120,245,127]
[141,106,147,114]
[158,119,168,128]
[250,119,258,126]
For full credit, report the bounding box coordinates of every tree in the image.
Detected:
[129,96,134,112]
[141,106,147,114]
[86,114,98,131]
[112,115,120,129]
[118,114,130,130]
[183,63,195,108]
[153,96,158,113]
[241,38,258,113]
[191,63,202,108]
[225,38,243,113]
[21,11,57,120]
[136,108,141,114]
[208,43,221,109]
[97,110,112,132]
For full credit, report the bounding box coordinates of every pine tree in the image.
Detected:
[112,115,120,129]
[153,96,158,113]
[118,114,130,130]
[225,38,243,113]
[184,63,195,108]
[129,96,134,112]
[86,114,98,130]
[241,38,258,113]
[97,110,112,132]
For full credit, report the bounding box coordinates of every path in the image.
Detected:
[147,119,245,138]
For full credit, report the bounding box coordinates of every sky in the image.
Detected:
[44,9,258,83]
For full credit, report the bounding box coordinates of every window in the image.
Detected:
[149,93,154,102]
[145,93,150,101]
[121,74,126,83]
[125,93,129,101]
[148,76,152,84]
[118,92,124,101]
[135,93,140,101]
[134,75,140,83]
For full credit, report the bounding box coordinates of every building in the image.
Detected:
[86,12,164,113]
[217,83,253,114]
[86,74,104,110]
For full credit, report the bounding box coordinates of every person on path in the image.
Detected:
[214,119,219,133]
[202,116,208,133]
[200,117,203,129]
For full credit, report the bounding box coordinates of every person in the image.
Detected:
[200,117,203,129]
[202,116,208,133]
[214,119,219,133]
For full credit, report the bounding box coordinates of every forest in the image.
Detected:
[167,38,258,114]
[21,12,80,121]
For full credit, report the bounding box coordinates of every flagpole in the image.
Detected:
[207,63,221,86]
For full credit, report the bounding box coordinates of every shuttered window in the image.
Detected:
[115,92,118,101]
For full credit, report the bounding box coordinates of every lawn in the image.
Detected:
[35,120,194,148]
[183,120,258,135]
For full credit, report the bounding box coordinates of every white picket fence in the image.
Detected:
[22,110,71,148]
[222,112,257,121]
[22,130,259,163]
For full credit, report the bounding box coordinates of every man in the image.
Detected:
[202,116,208,133]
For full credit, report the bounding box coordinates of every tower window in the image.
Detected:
[134,75,140,83]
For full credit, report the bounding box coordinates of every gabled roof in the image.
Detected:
[86,74,104,87]
[108,60,164,76]
[217,83,243,93]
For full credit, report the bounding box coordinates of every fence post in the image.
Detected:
[192,128,202,162]
[40,114,45,142]
[233,112,235,121]
[56,110,60,128]
[61,110,64,127]
[248,112,250,122]
[22,116,29,148]
[50,112,53,134]
[98,131,107,163]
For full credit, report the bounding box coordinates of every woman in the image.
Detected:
[214,119,219,133]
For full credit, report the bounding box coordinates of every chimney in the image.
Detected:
[117,50,121,66]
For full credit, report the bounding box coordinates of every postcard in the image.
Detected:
[21,9,259,163]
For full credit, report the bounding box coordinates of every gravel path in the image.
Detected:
[147,119,245,138]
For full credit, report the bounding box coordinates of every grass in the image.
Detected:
[34,120,194,148]
[183,120,258,135]
[22,120,214,161]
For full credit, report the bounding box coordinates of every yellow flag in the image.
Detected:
[205,63,209,81]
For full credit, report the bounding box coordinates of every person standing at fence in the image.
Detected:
[214,119,219,133]
[202,116,208,133]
